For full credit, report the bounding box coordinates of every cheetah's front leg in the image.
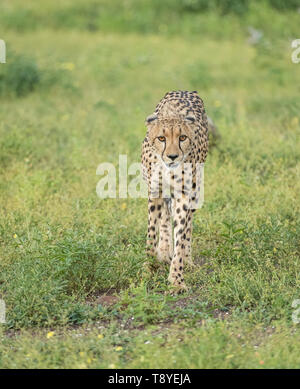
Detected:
[184,211,194,267]
[146,197,163,258]
[168,197,190,292]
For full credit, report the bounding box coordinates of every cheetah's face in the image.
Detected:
[146,116,196,168]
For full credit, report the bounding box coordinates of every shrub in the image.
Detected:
[268,0,300,10]
[0,53,40,97]
[180,0,249,14]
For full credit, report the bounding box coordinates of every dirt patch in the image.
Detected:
[85,290,119,307]
[168,293,232,323]
[168,294,202,310]
[94,295,119,307]
[4,290,233,339]
[212,309,231,320]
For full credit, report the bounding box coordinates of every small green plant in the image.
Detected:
[118,283,168,325]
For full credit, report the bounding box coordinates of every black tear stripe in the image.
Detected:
[178,140,184,156]
[161,137,167,161]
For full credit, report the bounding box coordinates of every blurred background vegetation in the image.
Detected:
[1,0,300,33]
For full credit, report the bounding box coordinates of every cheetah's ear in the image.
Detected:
[145,114,158,125]
[145,114,158,144]
[184,115,197,142]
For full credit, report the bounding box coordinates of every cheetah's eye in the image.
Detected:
[179,135,187,141]
[157,136,166,142]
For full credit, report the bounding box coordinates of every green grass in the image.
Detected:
[0,0,300,368]
[1,322,300,369]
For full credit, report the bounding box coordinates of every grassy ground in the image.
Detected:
[0,0,300,368]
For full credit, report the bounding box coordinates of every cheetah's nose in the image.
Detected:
[168,154,179,161]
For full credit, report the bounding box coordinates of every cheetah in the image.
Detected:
[141,90,209,293]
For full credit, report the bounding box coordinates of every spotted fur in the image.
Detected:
[141,91,209,292]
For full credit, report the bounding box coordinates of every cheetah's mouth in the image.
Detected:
[165,161,180,169]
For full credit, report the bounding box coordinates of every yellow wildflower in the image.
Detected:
[61,62,75,71]
[226,354,234,359]
[290,117,299,128]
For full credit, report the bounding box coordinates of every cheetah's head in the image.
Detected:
[145,114,196,168]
